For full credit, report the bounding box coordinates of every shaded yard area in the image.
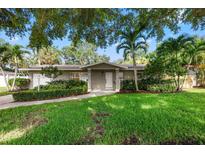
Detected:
[0,88,205,144]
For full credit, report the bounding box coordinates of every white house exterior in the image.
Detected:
[19,62,197,92]
[0,71,15,87]
[19,62,145,92]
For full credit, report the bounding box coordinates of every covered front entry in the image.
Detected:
[90,71,115,91]
[82,62,126,92]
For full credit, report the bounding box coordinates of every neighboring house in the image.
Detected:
[19,62,197,92]
[19,62,145,92]
[0,71,15,87]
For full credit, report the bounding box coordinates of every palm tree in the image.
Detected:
[117,29,148,91]
[157,35,195,91]
[0,41,12,91]
[181,37,205,88]
[10,45,29,91]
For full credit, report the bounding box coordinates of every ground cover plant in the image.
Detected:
[0,88,205,144]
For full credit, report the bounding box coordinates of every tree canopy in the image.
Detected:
[61,41,110,65]
[0,9,204,49]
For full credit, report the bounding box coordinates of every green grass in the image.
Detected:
[0,87,12,96]
[0,88,205,144]
[0,87,7,92]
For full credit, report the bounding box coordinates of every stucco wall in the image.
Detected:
[31,71,88,88]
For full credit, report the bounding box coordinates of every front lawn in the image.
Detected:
[0,88,205,144]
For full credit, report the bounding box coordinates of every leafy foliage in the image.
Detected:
[41,66,62,79]
[147,84,176,93]
[8,78,30,90]
[12,87,87,102]
[117,28,148,90]
[36,80,87,90]
[121,79,175,92]
[39,47,61,65]
[145,35,194,91]
[61,41,110,65]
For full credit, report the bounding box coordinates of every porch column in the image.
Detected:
[115,68,120,92]
[88,68,92,92]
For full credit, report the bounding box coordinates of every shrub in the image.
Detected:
[41,66,62,78]
[120,79,176,92]
[120,80,136,91]
[8,78,30,90]
[147,84,176,93]
[139,78,175,90]
[36,80,87,90]
[13,87,87,102]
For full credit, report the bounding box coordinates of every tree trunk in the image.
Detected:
[37,47,41,65]
[11,64,18,91]
[132,53,139,91]
[176,74,180,91]
[0,66,10,91]
[180,57,193,90]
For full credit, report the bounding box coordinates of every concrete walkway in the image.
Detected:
[0,91,115,110]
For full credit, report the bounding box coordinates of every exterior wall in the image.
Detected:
[123,71,134,80]
[0,73,31,88]
[30,71,87,88]
[183,70,197,89]
[0,74,16,87]
[122,70,144,80]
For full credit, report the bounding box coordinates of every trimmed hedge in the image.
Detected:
[120,80,136,91]
[147,84,176,93]
[120,79,176,92]
[12,87,87,102]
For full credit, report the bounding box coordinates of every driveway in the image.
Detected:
[0,91,115,110]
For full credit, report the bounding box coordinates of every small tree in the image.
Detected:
[41,66,62,79]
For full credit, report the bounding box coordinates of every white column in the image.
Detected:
[115,68,120,92]
[88,68,92,92]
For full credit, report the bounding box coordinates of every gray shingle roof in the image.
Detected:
[19,63,146,71]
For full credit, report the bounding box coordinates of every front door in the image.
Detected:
[105,72,113,90]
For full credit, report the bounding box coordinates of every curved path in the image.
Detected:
[0,91,115,110]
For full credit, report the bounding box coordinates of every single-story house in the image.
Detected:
[19,62,145,92]
[19,62,197,92]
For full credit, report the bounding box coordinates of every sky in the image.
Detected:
[0,23,204,62]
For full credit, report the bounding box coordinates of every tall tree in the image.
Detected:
[61,41,110,65]
[38,47,61,65]
[155,35,193,91]
[117,28,148,91]
[181,37,205,88]
[0,9,30,37]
